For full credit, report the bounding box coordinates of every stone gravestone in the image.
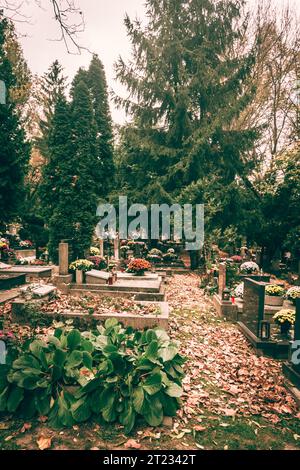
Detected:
[242,278,265,337]
[59,242,69,276]
[293,299,300,375]
[283,299,300,393]
[218,263,226,297]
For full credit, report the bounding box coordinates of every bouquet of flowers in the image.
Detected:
[0,238,9,251]
[163,248,178,263]
[15,257,29,265]
[19,240,33,248]
[286,286,300,305]
[233,282,244,299]
[273,309,295,326]
[265,285,285,297]
[69,259,94,272]
[90,246,100,256]
[127,258,152,275]
[240,261,260,274]
[88,256,107,271]
[231,255,243,263]
[147,248,163,263]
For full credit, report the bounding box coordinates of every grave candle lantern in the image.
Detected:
[259,320,271,340]
[222,287,231,301]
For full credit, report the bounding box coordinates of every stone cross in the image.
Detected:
[59,242,69,276]
[218,263,226,297]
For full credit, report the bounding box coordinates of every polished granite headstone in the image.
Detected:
[242,278,266,337]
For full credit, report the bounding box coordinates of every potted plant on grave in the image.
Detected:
[162,248,178,264]
[265,284,285,307]
[127,258,152,276]
[18,240,34,249]
[147,248,163,264]
[90,246,100,256]
[240,261,260,275]
[69,259,94,284]
[233,282,244,300]
[88,255,107,271]
[120,245,130,258]
[273,309,295,337]
[230,255,243,264]
[286,286,300,306]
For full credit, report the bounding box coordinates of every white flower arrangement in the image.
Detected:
[240,261,259,274]
[286,286,300,304]
[233,282,244,299]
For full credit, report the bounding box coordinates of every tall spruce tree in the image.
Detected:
[39,78,100,262]
[87,55,114,194]
[0,14,30,228]
[36,60,67,160]
[115,0,258,207]
[69,78,99,258]
[39,92,73,261]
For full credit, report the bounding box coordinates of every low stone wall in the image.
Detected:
[11,299,169,330]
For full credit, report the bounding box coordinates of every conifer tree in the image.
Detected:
[0,14,30,228]
[87,55,114,194]
[115,0,258,204]
[36,60,67,160]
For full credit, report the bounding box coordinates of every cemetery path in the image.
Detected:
[0,274,300,450]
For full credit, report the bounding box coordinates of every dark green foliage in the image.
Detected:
[35,60,67,160]
[87,55,115,194]
[0,14,30,226]
[113,0,260,259]
[0,321,186,433]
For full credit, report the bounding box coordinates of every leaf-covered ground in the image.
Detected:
[1,274,300,450]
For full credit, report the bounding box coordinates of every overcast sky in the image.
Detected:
[16,0,299,125]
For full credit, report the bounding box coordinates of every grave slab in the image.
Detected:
[0,266,53,278]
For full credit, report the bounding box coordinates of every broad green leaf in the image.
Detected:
[105,318,119,329]
[144,340,159,361]
[133,386,144,413]
[142,373,162,395]
[165,382,183,398]
[67,329,81,350]
[82,351,93,369]
[145,330,157,343]
[53,349,67,367]
[159,392,179,416]
[158,345,178,362]
[120,401,136,434]
[12,355,40,370]
[81,339,94,353]
[66,350,83,368]
[71,398,92,423]
[142,395,163,427]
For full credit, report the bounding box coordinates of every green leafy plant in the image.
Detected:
[0,320,186,433]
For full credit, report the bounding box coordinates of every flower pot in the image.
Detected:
[265,295,284,307]
[76,269,84,285]
[280,321,291,337]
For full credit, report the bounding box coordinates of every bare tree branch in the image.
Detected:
[0,0,88,54]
